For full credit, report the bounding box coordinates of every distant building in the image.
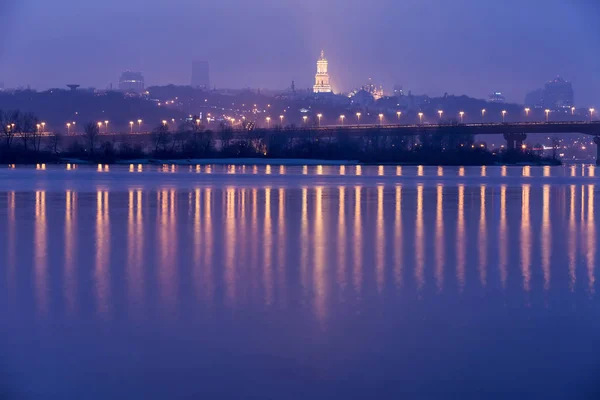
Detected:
[488,91,506,103]
[191,61,210,89]
[524,88,544,109]
[348,78,384,101]
[393,85,404,96]
[118,71,145,93]
[543,76,574,110]
[524,77,574,110]
[313,50,332,94]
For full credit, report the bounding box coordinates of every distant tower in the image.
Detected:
[313,50,332,94]
[191,61,210,89]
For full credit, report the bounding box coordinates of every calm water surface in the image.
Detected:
[0,164,599,399]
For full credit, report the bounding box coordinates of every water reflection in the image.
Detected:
[65,191,77,313]
[3,172,600,326]
[95,190,110,316]
[569,185,577,291]
[499,185,508,288]
[541,185,551,291]
[478,186,487,287]
[338,187,347,292]
[456,185,466,290]
[394,185,403,287]
[353,186,363,293]
[35,191,47,315]
[376,185,384,293]
[435,185,444,292]
[314,187,326,321]
[587,185,595,294]
[521,185,531,292]
[415,185,425,290]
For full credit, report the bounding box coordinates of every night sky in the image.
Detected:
[1,0,599,105]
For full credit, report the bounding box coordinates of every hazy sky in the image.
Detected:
[0,0,599,105]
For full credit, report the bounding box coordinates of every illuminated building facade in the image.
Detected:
[313,50,332,94]
[118,71,145,93]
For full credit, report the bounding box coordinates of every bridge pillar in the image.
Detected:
[594,136,600,166]
[503,133,515,150]
[515,133,527,150]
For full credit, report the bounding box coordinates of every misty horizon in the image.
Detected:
[0,0,599,105]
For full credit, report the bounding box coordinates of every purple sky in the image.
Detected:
[1,0,599,105]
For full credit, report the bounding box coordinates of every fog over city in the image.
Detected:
[1,0,599,104]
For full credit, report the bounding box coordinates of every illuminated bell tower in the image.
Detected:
[313,50,332,93]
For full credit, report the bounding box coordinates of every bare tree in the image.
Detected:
[151,124,171,154]
[84,122,100,154]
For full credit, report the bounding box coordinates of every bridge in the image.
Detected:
[60,120,600,164]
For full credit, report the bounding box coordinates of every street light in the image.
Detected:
[303,115,308,125]
[266,117,271,128]
[279,115,284,126]
[356,112,361,125]
[459,111,465,124]
[525,108,530,118]
[545,109,550,122]
[97,122,103,131]
[41,122,46,133]
[162,120,168,126]
[418,112,424,125]
[129,121,134,133]
[396,111,402,121]
[317,113,323,127]
[137,119,142,132]
[437,110,443,121]
[502,110,507,123]
[571,106,576,116]
[379,113,384,125]
[590,108,596,122]
[66,123,71,134]
[340,115,345,126]
[104,120,109,133]
[481,109,486,122]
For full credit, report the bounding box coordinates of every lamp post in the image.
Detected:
[437,110,443,122]
[266,117,271,128]
[41,122,46,133]
[396,111,402,122]
[571,106,576,116]
[67,123,71,134]
[303,115,308,126]
[545,109,550,122]
[525,108,530,118]
[317,113,323,127]
[356,112,361,125]
[481,109,486,122]
[340,115,345,126]
[378,113,384,125]
[104,120,109,134]
[418,112,424,125]
[590,108,596,122]
[137,119,142,132]
[129,121,134,133]
[97,122,102,132]
[459,111,465,124]
[502,110,507,123]
[279,115,284,127]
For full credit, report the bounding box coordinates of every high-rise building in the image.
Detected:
[313,50,332,94]
[543,76,574,110]
[488,91,506,103]
[118,71,145,93]
[524,88,544,108]
[191,61,210,89]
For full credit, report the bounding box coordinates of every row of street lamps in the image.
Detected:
[266,108,597,127]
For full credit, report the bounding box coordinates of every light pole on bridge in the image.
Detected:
[459,111,465,124]
[502,110,507,123]
[545,109,550,123]
[481,109,486,123]
[356,112,361,125]
[591,109,596,122]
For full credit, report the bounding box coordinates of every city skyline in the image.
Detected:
[0,0,599,105]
